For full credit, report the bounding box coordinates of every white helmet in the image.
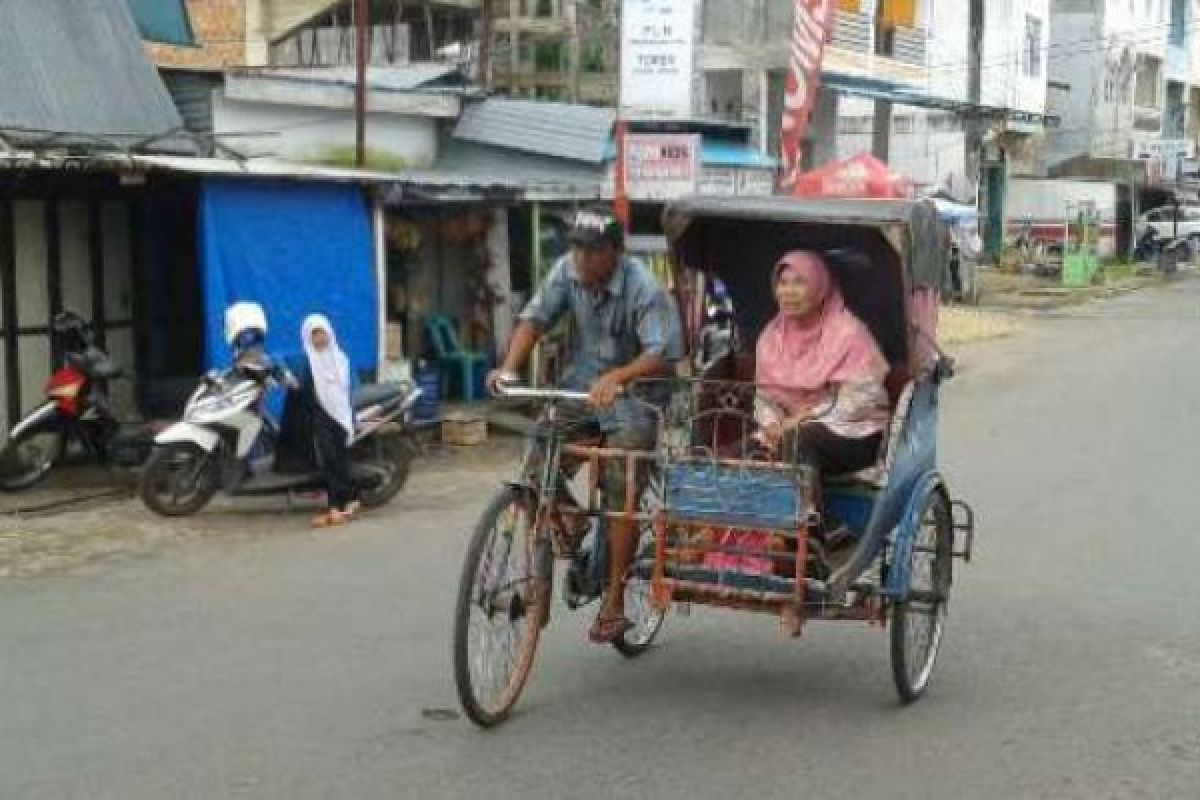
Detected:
[224,302,268,347]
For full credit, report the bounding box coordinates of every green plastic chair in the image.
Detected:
[425,315,488,402]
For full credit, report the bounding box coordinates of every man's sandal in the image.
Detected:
[588,615,633,644]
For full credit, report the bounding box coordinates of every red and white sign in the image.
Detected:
[779,0,834,192]
[624,133,700,200]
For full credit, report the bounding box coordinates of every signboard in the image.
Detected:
[619,0,697,118]
[625,133,700,200]
[1131,137,1195,183]
[779,0,834,191]
[699,167,776,197]
[698,167,737,196]
[737,169,775,196]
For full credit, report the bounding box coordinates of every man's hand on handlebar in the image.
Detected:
[588,371,623,410]
[487,368,520,396]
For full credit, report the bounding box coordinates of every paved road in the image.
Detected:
[4,283,1200,799]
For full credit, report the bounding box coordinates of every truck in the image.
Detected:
[1004,178,1119,259]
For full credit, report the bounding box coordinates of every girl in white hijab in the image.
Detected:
[302,314,359,527]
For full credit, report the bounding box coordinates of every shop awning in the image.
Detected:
[823,71,1060,128]
[125,0,195,46]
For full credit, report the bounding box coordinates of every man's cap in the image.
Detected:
[567,209,623,248]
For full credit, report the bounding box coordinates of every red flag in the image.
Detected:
[779,0,834,192]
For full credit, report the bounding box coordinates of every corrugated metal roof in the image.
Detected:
[0,0,184,149]
[253,65,467,92]
[434,140,605,198]
[160,71,218,155]
[453,98,615,164]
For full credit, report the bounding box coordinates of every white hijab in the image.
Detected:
[302,314,354,439]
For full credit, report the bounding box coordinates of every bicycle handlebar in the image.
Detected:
[492,383,592,402]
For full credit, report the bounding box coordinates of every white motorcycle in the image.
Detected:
[139,357,421,517]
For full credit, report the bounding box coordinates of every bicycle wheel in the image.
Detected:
[613,477,666,658]
[890,488,953,703]
[453,485,551,728]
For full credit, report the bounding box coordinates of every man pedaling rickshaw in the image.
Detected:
[487,209,683,644]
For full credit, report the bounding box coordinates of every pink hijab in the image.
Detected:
[755,251,888,414]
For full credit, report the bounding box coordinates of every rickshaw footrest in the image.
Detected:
[950,500,975,563]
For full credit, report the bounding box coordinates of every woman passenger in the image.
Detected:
[754,250,890,540]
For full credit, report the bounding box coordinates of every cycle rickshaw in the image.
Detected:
[452,196,977,728]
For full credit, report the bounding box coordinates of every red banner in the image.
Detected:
[779,0,834,193]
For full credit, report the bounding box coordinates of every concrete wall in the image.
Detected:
[213,94,441,166]
[1047,9,1106,164]
[925,0,970,102]
[980,0,1050,113]
[3,198,136,426]
[836,97,966,191]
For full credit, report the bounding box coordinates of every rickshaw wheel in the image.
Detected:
[454,486,551,728]
[890,488,953,703]
[614,479,667,657]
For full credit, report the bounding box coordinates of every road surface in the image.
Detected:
[3,282,1200,799]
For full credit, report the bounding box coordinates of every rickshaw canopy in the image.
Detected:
[664,195,947,369]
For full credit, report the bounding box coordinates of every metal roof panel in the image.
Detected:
[0,0,183,149]
[453,98,615,163]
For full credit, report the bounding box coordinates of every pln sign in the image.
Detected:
[619,0,697,118]
[625,134,700,200]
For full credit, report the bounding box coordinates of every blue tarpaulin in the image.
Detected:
[200,180,377,376]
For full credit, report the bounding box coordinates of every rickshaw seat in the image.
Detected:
[826,379,915,490]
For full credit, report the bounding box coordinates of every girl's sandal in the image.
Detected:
[311,511,347,529]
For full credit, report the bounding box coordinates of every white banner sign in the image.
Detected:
[625,133,700,200]
[619,0,696,118]
[698,167,776,197]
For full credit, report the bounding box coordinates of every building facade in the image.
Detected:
[1047,0,1187,182]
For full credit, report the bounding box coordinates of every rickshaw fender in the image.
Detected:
[883,472,951,598]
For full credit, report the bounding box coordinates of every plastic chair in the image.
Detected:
[424,315,488,402]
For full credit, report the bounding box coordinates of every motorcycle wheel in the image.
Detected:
[139,444,219,517]
[0,421,67,491]
[356,435,413,509]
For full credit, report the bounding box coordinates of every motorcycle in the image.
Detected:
[0,312,155,490]
[139,353,422,517]
[1135,228,1192,271]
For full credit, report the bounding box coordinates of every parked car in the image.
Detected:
[1136,205,1200,243]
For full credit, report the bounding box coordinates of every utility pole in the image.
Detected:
[478,0,491,90]
[354,0,368,167]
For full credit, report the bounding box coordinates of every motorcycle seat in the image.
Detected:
[353,382,409,411]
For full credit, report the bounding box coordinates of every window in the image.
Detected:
[878,0,916,28]
[1023,15,1043,78]
[1170,0,1186,45]
[874,0,915,55]
[1134,55,1163,108]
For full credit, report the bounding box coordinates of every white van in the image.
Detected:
[1137,206,1200,241]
